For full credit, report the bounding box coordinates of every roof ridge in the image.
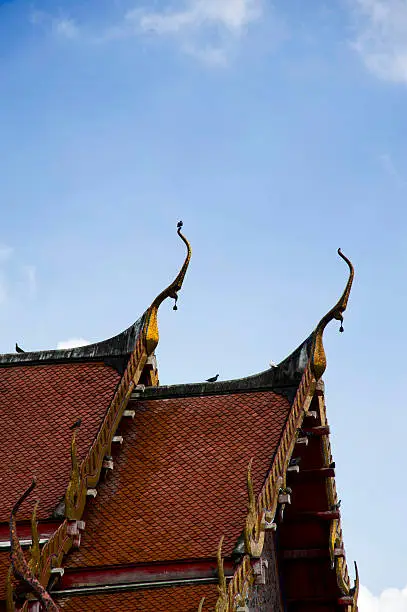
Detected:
[0,316,145,369]
[140,336,313,403]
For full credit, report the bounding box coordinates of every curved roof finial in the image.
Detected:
[144,221,192,354]
[311,249,354,380]
[9,479,59,611]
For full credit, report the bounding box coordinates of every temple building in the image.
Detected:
[0,223,358,611]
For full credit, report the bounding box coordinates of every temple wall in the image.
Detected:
[247,531,284,612]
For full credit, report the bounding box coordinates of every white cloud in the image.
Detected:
[30,10,79,40]
[57,338,90,349]
[0,245,13,262]
[23,265,37,298]
[132,0,262,35]
[359,584,407,611]
[350,0,407,83]
[0,272,7,304]
[29,0,265,64]
[125,0,263,64]
[52,18,79,39]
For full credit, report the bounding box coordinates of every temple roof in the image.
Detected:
[0,361,121,521]
[57,583,218,611]
[66,388,291,568]
[0,231,357,611]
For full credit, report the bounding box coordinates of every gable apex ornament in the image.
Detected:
[144,221,192,355]
[311,249,354,380]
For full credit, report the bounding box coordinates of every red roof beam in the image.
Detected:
[284,510,340,523]
[0,521,61,545]
[287,468,335,482]
[57,558,235,591]
[282,548,345,560]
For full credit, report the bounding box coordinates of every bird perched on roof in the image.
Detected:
[69,419,82,431]
[329,461,336,469]
[177,220,183,229]
[206,374,219,383]
[269,361,277,368]
[15,343,25,353]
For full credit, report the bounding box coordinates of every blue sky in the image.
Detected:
[1,0,407,607]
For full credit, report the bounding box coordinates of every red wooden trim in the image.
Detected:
[286,467,335,481]
[0,522,61,542]
[284,510,340,523]
[301,426,330,436]
[282,548,329,560]
[287,595,352,605]
[57,558,235,591]
[338,596,355,605]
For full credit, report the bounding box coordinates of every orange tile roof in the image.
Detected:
[67,390,290,567]
[57,583,218,611]
[0,362,120,521]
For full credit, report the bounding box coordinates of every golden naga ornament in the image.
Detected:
[215,536,229,612]
[311,249,354,380]
[144,221,192,355]
[351,562,360,610]
[197,597,205,612]
[9,480,60,611]
[244,459,266,558]
[65,430,81,519]
[28,501,41,577]
[6,566,15,612]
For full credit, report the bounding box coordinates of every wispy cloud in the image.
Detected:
[0,245,13,262]
[128,0,263,64]
[0,272,8,305]
[0,245,12,304]
[379,152,406,186]
[359,583,407,611]
[133,0,262,35]
[30,10,79,40]
[350,0,407,83]
[52,18,79,39]
[23,265,37,298]
[30,0,264,65]
[56,338,90,349]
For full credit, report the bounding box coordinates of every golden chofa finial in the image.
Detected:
[311,249,354,381]
[144,221,192,355]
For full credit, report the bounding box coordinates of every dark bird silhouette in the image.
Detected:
[177,220,183,229]
[15,342,25,354]
[329,461,336,469]
[206,374,219,383]
[69,419,82,431]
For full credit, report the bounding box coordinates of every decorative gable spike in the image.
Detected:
[244,459,265,558]
[215,536,228,612]
[144,221,192,355]
[197,597,205,612]
[65,430,81,520]
[9,480,59,611]
[311,249,354,380]
[6,566,15,612]
[28,501,40,577]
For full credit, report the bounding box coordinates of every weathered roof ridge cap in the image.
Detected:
[141,335,313,401]
[0,314,146,367]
